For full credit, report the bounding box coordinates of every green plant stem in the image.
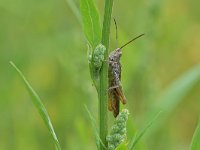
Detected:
[99,0,114,149]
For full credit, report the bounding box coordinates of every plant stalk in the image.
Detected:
[99,0,114,149]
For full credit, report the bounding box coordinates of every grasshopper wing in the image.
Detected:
[108,90,120,117]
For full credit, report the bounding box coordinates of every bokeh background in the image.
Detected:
[0,0,200,149]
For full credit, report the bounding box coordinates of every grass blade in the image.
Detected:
[116,141,128,150]
[84,105,106,150]
[190,120,200,150]
[66,0,81,24]
[156,64,200,112]
[128,111,161,150]
[80,0,101,48]
[10,61,61,150]
[146,64,200,136]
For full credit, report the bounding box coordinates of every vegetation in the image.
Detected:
[0,0,200,149]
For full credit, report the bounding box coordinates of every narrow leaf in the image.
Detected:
[10,61,61,150]
[156,64,200,112]
[80,0,101,48]
[146,64,200,136]
[128,111,161,150]
[66,0,81,23]
[84,105,106,150]
[116,142,128,150]
[190,120,200,150]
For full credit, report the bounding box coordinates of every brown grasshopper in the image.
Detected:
[108,23,144,117]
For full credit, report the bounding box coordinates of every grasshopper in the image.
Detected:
[108,20,144,117]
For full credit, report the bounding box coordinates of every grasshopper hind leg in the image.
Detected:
[112,92,119,117]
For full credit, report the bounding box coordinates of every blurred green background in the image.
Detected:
[0,0,200,149]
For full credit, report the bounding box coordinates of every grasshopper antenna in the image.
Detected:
[113,17,119,48]
[120,33,145,49]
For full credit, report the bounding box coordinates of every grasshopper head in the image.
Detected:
[115,48,122,59]
[116,48,122,55]
[109,48,122,62]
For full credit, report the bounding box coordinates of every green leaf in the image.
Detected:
[156,64,200,112]
[116,142,128,150]
[80,0,101,48]
[66,0,81,24]
[10,61,61,150]
[146,64,200,136]
[84,105,106,150]
[128,111,161,150]
[190,120,200,150]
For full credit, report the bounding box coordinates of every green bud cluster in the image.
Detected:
[106,109,129,150]
[93,43,106,69]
